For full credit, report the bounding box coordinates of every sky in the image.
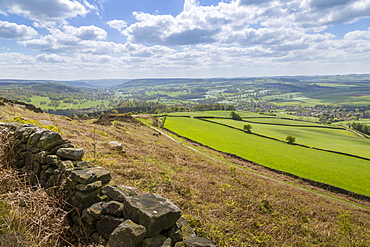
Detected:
[0,0,370,80]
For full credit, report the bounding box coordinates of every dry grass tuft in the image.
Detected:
[0,169,95,247]
[0,169,66,246]
[0,126,15,169]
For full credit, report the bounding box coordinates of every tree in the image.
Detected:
[351,122,370,135]
[243,124,252,133]
[286,135,296,144]
[230,111,242,121]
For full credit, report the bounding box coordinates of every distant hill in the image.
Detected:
[73,79,131,88]
[62,81,94,87]
[0,79,93,88]
[114,78,207,88]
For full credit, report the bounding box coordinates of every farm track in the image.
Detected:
[349,129,369,138]
[150,126,370,212]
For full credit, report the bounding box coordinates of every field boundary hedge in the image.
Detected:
[162,117,370,202]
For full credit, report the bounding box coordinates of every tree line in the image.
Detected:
[351,122,370,135]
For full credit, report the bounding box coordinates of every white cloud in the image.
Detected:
[107,20,127,32]
[0,21,38,39]
[0,0,91,26]
[18,23,176,59]
[36,54,69,63]
[121,0,370,48]
[0,52,36,65]
[83,0,98,12]
[295,0,370,27]
[344,28,370,39]
[2,0,370,79]
[64,25,107,40]
[19,25,107,53]
[123,1,235,46]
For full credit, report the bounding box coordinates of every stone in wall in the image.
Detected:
[123,193,182,237]
[57,148,84,160]
[106,219,146,247]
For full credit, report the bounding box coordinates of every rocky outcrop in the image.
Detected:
[0,122,215,247]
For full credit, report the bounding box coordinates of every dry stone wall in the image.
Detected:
[0,122,215,247]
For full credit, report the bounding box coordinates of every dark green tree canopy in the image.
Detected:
[230,111,242,121]
[286,135,296,144]
[243,124,252,133]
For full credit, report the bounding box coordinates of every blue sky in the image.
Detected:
[0,0,370,80]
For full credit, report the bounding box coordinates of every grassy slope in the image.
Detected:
[166,110,275,118]
[239,117,323,126]
[1,105,370,246]
[164,117,370,196]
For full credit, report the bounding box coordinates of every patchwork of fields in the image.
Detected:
[208,118,370,159]
[164,111,370,196]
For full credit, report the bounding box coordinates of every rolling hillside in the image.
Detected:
[0,102,369,246]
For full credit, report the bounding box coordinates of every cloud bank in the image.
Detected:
[0,0,370,79]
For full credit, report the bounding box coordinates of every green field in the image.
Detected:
[270,112,320,122]
[238,117,323,126]
[164,116,370,196]
[335,119,370,126]
[207,118,370,159]
[166,111,274,118]
[303,89,370,106]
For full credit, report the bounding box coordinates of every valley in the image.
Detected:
[2,74,370,119]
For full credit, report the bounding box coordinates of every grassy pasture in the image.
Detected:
[166,110,274,118]
[207,118,370,159]
[271,112,320,122]
[168,110,320,122]
[270,87,370,106]
[276,99,325,106]
[303,88,370,106]
[335,119,370,126]
[239,117,323,126]
[164,117,370,196]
